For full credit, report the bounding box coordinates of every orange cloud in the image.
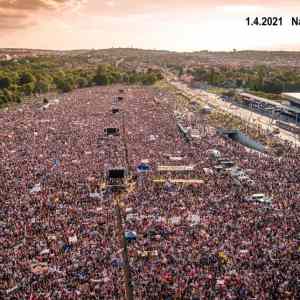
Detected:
[83,0,300,16]
[0,0,85,30]
[1,0,300,50]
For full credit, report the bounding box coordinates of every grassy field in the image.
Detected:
[207,87,227,95]
[247,90,284,102]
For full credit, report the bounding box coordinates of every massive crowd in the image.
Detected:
[0,84,300,299]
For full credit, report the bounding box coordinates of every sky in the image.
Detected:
[0,0,300,51]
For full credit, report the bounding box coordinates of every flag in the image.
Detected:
[53,159,60,167]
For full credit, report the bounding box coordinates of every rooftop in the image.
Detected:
[282,93,300,102]
[239,92,281,107]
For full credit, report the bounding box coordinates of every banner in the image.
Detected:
[157,165,194,172]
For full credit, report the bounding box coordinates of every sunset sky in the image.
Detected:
[1,0,300,51]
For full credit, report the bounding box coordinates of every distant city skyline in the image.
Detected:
[1,0,300,51]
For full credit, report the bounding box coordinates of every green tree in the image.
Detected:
[18,72,35,85]
[76,77,89,88]
[128,73,138,84]
[93,65,111,85]
[0,90,7,105]
[122,73,130,84]
[0,76,11,90]
[14,94,21,103]
[94,73,110,85]
[209,69,216,84]
[21,82,35,96]
[34,80,50,94]
[56,78,74,93]
[141,73,157,85]
[110,71,122,83]
[2,88,14,103]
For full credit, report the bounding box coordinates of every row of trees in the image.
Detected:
[0,58,162,107]
[189,65,300,94]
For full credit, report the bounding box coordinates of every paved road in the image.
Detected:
[167,78,300,146]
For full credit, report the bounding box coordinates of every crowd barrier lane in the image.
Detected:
[113,180,136,300]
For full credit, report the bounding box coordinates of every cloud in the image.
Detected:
[104,0,116,7]
[217,5,264,13]
[83,0,300,16]
[0,0,86,30]
[0,0,83,11]
[1,0,299,31]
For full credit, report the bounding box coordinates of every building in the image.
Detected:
[282,93,300,108]
[281,93,300,122]
[239,92,300,123]
[0,54,12,61]
[239,93,281,112]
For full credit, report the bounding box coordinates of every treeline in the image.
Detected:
[0,58,162,106]
[189,65,300,94]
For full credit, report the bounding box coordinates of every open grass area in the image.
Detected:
[248,90,284,102]
[207,86,227,95]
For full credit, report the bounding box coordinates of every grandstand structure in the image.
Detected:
[282,92,300,122]
[239,92,300,124]
[239,93,280,110]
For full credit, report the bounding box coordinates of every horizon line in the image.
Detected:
[1,47,300,54]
